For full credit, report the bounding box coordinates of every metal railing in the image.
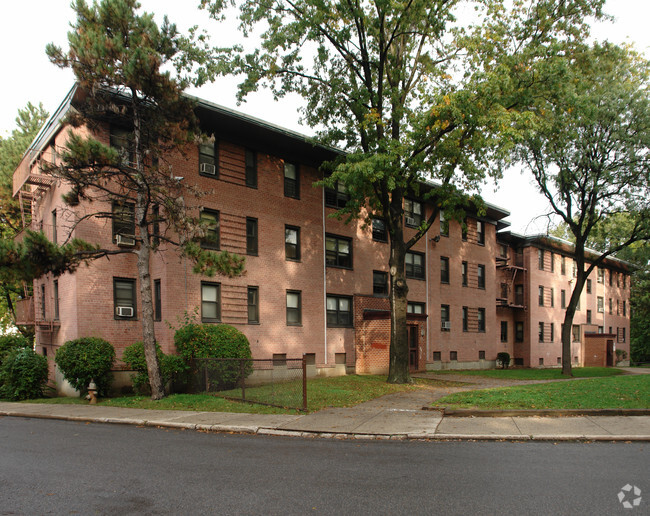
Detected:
[189,357,307,411]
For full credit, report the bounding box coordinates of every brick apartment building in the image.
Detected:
[12,86,631,393]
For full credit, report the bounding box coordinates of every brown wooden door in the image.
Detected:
[606,340,614,367]
[408,325,419,371]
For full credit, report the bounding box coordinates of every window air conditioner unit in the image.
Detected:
[116,306,134,317]
[406,216,416,226]
[116,234,136,247]
[200,163,216,175]
[442,321,451,330]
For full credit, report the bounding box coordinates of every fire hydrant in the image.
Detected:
[87,380,98,404]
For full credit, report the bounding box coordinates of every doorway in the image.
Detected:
[408,325,419,371]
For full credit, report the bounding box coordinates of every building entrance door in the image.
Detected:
[606,340,614,367]
[408,325,419,371]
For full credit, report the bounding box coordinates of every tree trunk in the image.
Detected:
[136,203,165,400]
[387,226,410,383]
[561,257,586,377]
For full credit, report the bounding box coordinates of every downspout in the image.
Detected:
[425,234,430,362]
[322,185,328,365]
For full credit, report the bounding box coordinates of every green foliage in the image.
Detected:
[55,337,115,395]
[174,323,253,387]
[0,348,49,400]
[615,349,628,364]
[122,341,188,393]
[0,334,32,366]
[496,352,511,369]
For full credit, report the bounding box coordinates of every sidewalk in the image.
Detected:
[2,397,649,441]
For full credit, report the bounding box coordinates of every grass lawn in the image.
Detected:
[433,367,624,380]
[432,375,650,410]
[22,375,458,414]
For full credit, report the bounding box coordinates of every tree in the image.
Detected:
[198,0,606,382]
[0,102,49,337]
[35,0,245,399]
[515,43,650,375]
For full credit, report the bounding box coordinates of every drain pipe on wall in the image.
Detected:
[426,232,430,361]
[322,186,328,365]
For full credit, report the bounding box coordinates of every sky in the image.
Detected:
[1,0,648,234]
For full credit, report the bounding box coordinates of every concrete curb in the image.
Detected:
[427,407,650,417]
[2,409,649,442]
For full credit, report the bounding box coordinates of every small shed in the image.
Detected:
[582,333,616,367]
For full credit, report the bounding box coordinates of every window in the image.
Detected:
[539,357,544,366]
[326,234,352,268]
[440,256,450,284]
[325,181,349,209]
[439,211,449,237]
[479,350,486,360]
[199,141,217,177]
[40,284,46,320]
[441,304,450,331]
[515,321,524,342]
[462,261,468,286]
[623,300,627,317]
[561,256,566,275]
[476,221,485,245]
[461,218,468,241]
[285,225,300,260]
[408,302,425,314]
[114,278,136,319]
[284,162,299,198]
[499,243,508,259]
[500,283,508,300]
[515,284,524,306]
[478,308,485,332]
[572,260,578,278]
[53,280,59,321]
[623,274,627,288]
[586,279,592,294]
[550,323,555,342]
[404,199,422,227]
[406,252,425,279]
[618,327,626,343]
[617,299,620,316]
[52,210,57,244]
[550,252,555,272]
[373,271,388,296]
[597,268,604,283]
[550,288,554,307]
[609,298,613,315]
[450,351,458,361]
[539,322,544,342]
[112,202,135,244]
[597,296,604,313]
[248,287,259,323]
[372,219,387,242]
[433,351,441,361]
[538,249,544,270]
[110,126,133,163]
[286,290,302,325]
[572,324,581,342]
[245,149,257,188]
[201,282,221,322]
[246,217,258,255]
[609,270,613,287]
[501,321,508,342]
[199,209,220,249]
[462,307,468,332]
[561,289,566,309]
[152,204,160,247]
[538,286,544,306]
[327,295,352,327]
[477,264,485,289]
[586,309,592,324]
[598,326,604,334]
[154,279,161,321]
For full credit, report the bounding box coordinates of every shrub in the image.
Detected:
[122,342,188,394]
[174,324,253,389]
[496,352,511,369]
[55,337,115,395]
[0,348,48,400]
[0,334,32,367]
[615,349,628,364]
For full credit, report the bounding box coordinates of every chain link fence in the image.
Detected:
[188,357,307,411]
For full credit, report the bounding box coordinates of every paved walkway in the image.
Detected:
[1,368,648,441]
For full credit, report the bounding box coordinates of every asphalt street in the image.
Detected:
[1,417,647,515]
